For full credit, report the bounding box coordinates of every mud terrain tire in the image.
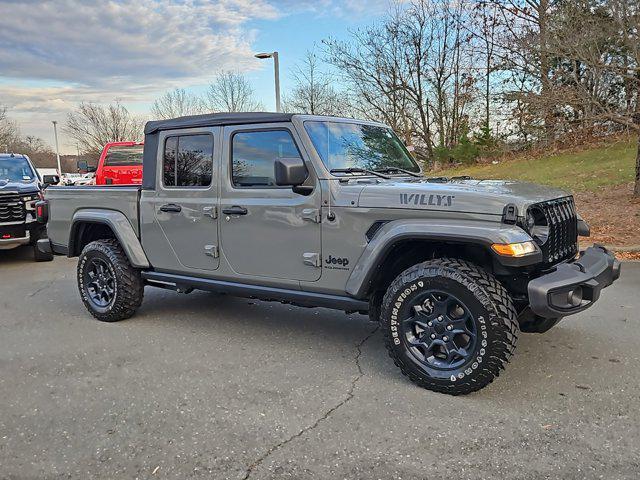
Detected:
[381,258,519,395]
[77,239,144,322]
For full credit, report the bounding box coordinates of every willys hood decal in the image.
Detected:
[356,178,569,215]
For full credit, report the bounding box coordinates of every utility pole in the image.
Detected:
[52,121,62,176]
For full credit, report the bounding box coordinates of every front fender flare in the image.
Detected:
[69,209,150,268]
[345,218,538,298]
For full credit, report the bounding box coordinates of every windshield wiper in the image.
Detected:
[329,168,390,179]
[374,166,421,178]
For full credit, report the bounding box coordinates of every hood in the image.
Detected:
[0,177,41,195]
[356,178,569,216]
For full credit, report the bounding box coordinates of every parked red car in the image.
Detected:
[80,142,144,185]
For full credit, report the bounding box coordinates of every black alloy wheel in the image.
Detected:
[83,257,116,309]
[402,290,477,370]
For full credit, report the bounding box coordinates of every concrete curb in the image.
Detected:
[581,243,640,253]
[604,245,640,253]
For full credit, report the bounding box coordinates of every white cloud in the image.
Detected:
[273,0,393,17]
[0,0,284,150]
[0,0,279,86]
[0,0,393,151]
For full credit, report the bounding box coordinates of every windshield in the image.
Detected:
[304,121,420,174]
[104,145,143,167]
[0,157,35,182]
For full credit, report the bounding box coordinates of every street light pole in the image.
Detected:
[273,52,281,113]
[52,121,62,176]
[255,51,281,113]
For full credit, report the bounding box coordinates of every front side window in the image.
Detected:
[232,130,301,187]
[162,134,213,187]
[304,121,419,173]
[104,145,143,167]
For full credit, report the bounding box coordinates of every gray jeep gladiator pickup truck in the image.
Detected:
[38,112,620,395]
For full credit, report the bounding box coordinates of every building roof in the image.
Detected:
[144,112,295,134]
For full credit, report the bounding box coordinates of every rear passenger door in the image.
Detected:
[148,129,220,272]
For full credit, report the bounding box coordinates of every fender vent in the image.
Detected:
[365,220,389,242]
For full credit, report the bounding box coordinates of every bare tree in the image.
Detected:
[324,16,414,144]
[203,71,264,113]
[283,50,346,115]
[64,102,144,156]
[542,0,640,194]
[151,88,202,119]
[489,0,559,142]
[325,0,477,161]
[0,105,19,150]
[470,2,501,133]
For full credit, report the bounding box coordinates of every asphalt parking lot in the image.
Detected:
[1,247,639,480]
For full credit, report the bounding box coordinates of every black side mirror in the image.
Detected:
[274,157,308,187]
[42,174,59,186]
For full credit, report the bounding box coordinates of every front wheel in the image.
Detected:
[77,239,144,322]
[381,258,519,395]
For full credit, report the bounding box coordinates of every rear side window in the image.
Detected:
[231,130,300,187]
[104,145,144,166]
[163,134,213,187]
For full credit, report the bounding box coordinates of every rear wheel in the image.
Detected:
[77,239,143,322]
[381,258,518,395]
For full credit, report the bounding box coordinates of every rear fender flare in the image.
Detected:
[69,209,150,268]
[345,218,537,298]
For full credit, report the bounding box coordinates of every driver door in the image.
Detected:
[219,125,322,282]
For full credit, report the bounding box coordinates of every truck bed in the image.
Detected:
[45,186,141,251]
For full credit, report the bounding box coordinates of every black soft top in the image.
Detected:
[144,112,294,134]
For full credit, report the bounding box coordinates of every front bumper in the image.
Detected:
[527,245,621,318]
[0,221,43,250]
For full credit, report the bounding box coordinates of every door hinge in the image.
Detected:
[302,252,321,267]
[204,245,219,258]
[301,208,321,223]
[203,206,218,219]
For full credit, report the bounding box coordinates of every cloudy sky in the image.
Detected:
[0,0,391,153]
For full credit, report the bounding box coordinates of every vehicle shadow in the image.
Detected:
[0,245,35,265]
[132,287,613,399]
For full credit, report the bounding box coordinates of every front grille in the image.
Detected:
[530,196,578,264]
[0,193,26,223]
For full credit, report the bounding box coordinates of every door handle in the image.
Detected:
[159,203,182,213]
[222,206,248,216]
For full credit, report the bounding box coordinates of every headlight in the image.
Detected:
[22,193,41,211]
[491,241,538,257]
[525,211,535,231]
[526,206,549,244]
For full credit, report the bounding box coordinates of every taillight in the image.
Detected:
[36,200,49,223]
